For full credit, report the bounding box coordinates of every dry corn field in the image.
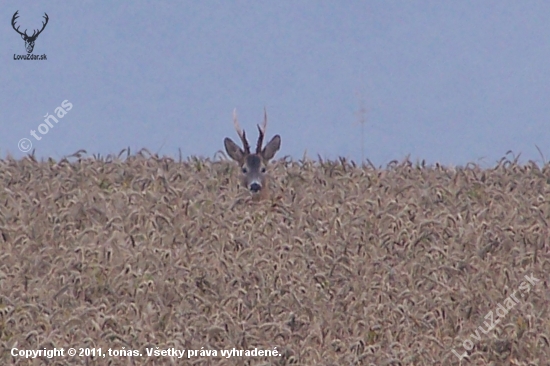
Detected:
[1,151,550,365]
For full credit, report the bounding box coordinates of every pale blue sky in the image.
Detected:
[2,1,549,165]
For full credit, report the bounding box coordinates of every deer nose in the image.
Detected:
[250,182,262,192]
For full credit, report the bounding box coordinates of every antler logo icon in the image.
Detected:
[11,10,49,54]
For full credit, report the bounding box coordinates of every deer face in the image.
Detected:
[224,109,281,196]
[242,154,266,192]
[22,34,38,54]
[225,135,281,193]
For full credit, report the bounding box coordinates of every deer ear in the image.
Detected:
[261,135,281,161]
[224,138,245,163]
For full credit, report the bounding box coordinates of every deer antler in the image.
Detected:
[256,108,268,153]
[32,13,49,39]
[11,11,49,39]
[233,109,250,154]
[11,11,26,37]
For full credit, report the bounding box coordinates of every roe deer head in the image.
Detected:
[224,108,281,199]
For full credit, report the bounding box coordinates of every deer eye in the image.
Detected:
[242,167,248,174]
[261,167,266,173]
